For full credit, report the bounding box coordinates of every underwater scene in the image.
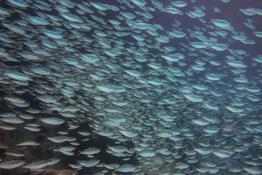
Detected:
[0,0,261,174]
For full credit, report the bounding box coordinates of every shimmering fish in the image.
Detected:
[24,159,60,170]
[0,160,25,169]
[0,0,261,175]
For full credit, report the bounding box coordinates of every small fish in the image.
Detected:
[79,159,100,168]
[0,160,25,169]
[16,141,39,146]
[24,159,60,170]
[0,0,261,174]
[80,147,101,155]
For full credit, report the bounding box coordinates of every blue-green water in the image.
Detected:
[0,0,261,174]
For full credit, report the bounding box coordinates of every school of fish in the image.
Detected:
[0,0,261,174]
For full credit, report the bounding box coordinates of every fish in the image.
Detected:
[5,152,25,158]
[23,159,60,170]
[80,147,101,155]
[16,141,40,146]
[0,0,261,174]
[115,164,136,173]
[78,159,100,168]
[40,117,65,125]
[0,160,25,169]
